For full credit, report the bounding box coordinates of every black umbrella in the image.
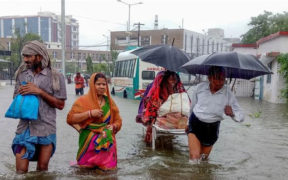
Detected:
[130,44,190,73]
[181,52,272,80]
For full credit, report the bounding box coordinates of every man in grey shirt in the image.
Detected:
[11,40,67,173]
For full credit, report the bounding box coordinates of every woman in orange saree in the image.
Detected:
[67,73,122,170]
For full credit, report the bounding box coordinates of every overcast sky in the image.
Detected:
[2,0,287,50]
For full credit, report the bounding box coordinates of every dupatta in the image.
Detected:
[67,73,122,170]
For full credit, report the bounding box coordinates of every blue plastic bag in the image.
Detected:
[5,82,39,120]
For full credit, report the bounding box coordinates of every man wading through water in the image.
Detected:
[11,40,67,173]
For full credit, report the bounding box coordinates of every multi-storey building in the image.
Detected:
[0,12,79,50]
[110,28,239,57]
[47,48,111,72]
[0,12,113,74]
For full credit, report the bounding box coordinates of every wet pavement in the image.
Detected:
[0,82,288,180]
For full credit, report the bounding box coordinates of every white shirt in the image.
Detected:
[189,82,244,123]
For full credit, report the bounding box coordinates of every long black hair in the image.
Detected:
[161,70,180,87]
[94,73,107,84]
[208,66,226,78]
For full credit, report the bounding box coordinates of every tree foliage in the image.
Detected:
[110,49,119,76]
[93,63,108,75]
[276,53,288,99]
[65,62,77,74]
[241,11,288,43]
[10,32,42,73]
[86,55,93,74]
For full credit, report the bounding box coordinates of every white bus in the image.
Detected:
[111,49,164,99]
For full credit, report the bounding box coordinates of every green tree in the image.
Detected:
[65,62,77,74]
[276,53,288,100]
[10,32,42,73]
[241,11,273,43]
[110,49,119,76]
[93,63,108,74]
[241,11,288,43]
[86,55,93,74]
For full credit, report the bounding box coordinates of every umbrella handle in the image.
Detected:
[227,78,236,106]
[172,38,175,46]
[226,83,230,106]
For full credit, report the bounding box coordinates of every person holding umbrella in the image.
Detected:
[187,66,244,163]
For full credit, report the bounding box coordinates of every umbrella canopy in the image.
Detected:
[130,45,190,73]
[181,52,272,80]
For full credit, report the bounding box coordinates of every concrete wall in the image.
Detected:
[258,36,288,103]
[257,36,288,54]
[232,47,257,55]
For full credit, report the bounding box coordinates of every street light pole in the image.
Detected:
[117,0,143,31]
[128,4,131,31]
[103,34,110,76]
[61,0,66,76]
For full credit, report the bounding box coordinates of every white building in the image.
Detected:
[232,31,288,103]
[256,31,288,103]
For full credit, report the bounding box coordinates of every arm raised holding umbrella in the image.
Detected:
[187,66,244,163]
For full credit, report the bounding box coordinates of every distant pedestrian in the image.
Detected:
[84,74,89,87]
[74,72,85,95]
[11,40,67,173]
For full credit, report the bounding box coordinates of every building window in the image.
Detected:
[53,51,57,59]
[117,37,126,41]
[141,36,150,46]
[190,36,193,55]
[196,37,200,56]
[82,53,86,59]
[161,35,168,44]
[201,38,205,55]
[184,34,187,51]
[207,39,210,54]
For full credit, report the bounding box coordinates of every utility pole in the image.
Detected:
[133,22,144,47]
[61,0,66,76]
[117,0,143,31]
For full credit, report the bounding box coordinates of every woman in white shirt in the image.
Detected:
[187,66,244,162]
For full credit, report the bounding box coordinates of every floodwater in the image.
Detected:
[0,83,288,180]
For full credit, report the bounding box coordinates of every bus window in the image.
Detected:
[142,71,155,80]
[128,59,136,78]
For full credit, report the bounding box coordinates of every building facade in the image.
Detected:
[256,31,288,104]
[48,48,111,73]
[232,31,288,103]
[0,12,113,74]
[0,12,79,50]
[110,28,238,57]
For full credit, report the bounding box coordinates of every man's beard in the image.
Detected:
[30,61,42,70]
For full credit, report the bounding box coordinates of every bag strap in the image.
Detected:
[169,95,173,112]
[19,95,24,119]
[180,93,183,115]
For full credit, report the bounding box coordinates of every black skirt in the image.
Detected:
[187,112,220,146]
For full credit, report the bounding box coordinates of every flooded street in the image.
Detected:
[0,83,288,179]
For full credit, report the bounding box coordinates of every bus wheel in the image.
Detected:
[111,88,115,95]
[123,91,127,98]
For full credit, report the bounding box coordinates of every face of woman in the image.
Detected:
[208,72,225,92]
[94,78,107,96]
[167,75,177,88]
